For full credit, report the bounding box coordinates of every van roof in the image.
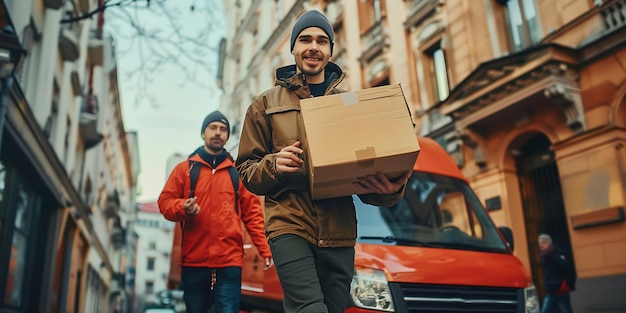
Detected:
[414,137,468,183]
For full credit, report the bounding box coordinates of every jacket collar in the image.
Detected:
[274,62,345,98]
[188,147,234,170]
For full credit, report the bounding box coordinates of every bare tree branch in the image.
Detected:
[79,0,226,107]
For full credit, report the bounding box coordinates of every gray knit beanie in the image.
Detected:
[201,110,230,137]
[290,10,334,55]
[538,233,552,244]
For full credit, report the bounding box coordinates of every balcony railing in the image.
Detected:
[44,0,63,9]
[77,0,91,13]
[79,94,103,149]
[103,190,120,219]
[405,0,441,28]
[59,18,81,61]
[88,29,104,66]
[601,0,626,32]
[111,272,126,290]
[111,225,125,250]
[362,21,384,52]
[360,21,387,63]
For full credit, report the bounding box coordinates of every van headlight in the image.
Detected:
[524,284,540,313]
[350,268,394,312]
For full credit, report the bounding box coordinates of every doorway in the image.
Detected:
[515,134,574,299]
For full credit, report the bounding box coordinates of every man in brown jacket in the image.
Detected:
[236,10,409,313]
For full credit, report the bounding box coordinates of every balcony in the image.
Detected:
[440,45,585,133]
[88,29,104,66]
[360,21,387,64]
[110,212,125,250]
[404,0,441,29]
[111,272,126,290]
[58,22,80,61]
[77,0,91,13]
[103,190,120,219]
[111,225,125,250]
[44,0,64,9]
[600,0,626,32]
[79,94,103,149]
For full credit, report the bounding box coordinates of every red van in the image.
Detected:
[240,137,540,313]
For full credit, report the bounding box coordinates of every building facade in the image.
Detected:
[218,0,626,311]
[0,0,139,312]
[133,201,177,312]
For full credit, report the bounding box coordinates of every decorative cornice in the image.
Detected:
[440,45,582,128]
[448,61,581,130]
[449,128,487,169]
[445,45,578,105]
[261,0,305,53]
[404,0,442,29]
[544,81,586,133]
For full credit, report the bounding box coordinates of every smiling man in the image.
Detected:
[236,10,409,313]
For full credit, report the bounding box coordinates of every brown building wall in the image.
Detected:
[411,0,626,310]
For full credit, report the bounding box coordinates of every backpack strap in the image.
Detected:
[188,160,201,198]
[181,159,201,231]
[228,166,240,215]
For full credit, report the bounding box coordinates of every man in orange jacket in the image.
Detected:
[159,111,272,313]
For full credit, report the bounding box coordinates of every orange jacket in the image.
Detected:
[158,153,271,269]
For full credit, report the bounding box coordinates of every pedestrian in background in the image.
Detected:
[159,111,273,313]
[539,233,576,313]
[235,10,410,313]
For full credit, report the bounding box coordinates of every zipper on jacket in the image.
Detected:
[210,269,216,290]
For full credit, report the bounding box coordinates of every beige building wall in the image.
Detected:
[2,0,140,311]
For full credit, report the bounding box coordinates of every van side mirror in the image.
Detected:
[498,226,514,252]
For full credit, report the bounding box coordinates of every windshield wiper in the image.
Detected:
[358,236,435,247]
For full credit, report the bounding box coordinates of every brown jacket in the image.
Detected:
[236,62,404,248]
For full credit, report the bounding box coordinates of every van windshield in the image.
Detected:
[355,172,509,253]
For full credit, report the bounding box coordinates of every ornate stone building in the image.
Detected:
[219,0,625,311]
[0,0,140,312]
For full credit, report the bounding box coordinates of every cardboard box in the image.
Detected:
[300,83,420,200]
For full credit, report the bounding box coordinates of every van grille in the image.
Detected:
[389,283,522,313]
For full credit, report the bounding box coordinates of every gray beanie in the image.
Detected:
[538,233,552,244]
[201,110,230,137]
[290,10,334,55]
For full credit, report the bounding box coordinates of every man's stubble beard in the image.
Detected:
[300,67,323,78]
[206,140,225,153]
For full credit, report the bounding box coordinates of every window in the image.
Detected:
[15,23,38,91]
[148,241,156,250]
[147,257,155,271]
[145,281,154,294]
[0,162,6,240]
[354,172,507,252]
[3,173,40,308]
[44,81,60,140]
[0,145,50,312]
[426,44,450,102]
[358,0,384,32]
[503,0,541,51]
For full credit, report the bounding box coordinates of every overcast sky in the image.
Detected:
[112,0,225,202]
